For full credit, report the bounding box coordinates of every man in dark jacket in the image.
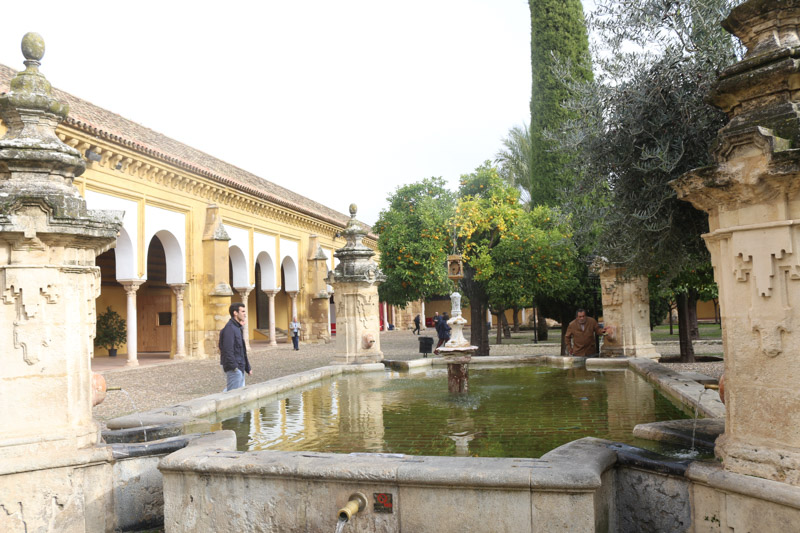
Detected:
[219,302,252,391]
[435,312,451,351]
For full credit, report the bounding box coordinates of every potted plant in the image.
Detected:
[95,306,127,357]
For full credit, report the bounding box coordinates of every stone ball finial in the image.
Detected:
[349,203,357,217]
[21,33,45,62]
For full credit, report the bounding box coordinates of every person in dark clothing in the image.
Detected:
[413,314,421,335]
[219,302,252,392]
[435,312,451,351]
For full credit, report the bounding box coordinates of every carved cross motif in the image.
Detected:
[14,320,52,365]
[731,226,797,298]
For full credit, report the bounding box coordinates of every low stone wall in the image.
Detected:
[159,435,617,533]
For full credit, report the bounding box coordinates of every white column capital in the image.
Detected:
[169,282,188,298]
[120,278,145,294]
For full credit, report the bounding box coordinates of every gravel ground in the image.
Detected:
[93,330,725,422]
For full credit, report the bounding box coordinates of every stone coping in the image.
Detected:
[687,462,800,511]
[106,363,385,432]
[626,358,725,419]
[159,433,617,492]
[385,354,586,371]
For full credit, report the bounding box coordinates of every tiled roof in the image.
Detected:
[0,63,370,233]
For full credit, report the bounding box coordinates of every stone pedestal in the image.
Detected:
[595,263,659,359]
[672,0,800,486]
[0,34,121,531]
[326,204,385,364]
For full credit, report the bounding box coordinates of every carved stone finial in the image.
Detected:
[21,32,45,62]
[349,203,357,217]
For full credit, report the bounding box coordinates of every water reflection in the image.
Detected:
[220,366,690,458]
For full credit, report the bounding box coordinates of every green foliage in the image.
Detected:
[454,163,579,312]
[374,177,455,306]
[556,0,741,283]
[95,306,127,350]
[529,0,593,206]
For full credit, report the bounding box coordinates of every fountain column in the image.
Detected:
[264,289,279,346]
[593,260,659,359]
[171,283,188,358]
[438,255,477,394]
[672,0,800,486]
[120,279,144,366]
[234,285,254,351]
[0,34,121,530]
[326,204,385,364]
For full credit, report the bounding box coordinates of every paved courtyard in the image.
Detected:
[92,329,723,422]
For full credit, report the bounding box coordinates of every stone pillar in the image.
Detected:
[120,279,144,366]
[170,283,189,359]
[593,261,658,359]
[672,0,800,485]
[382,302,388,331]
[326,204,385,364]
[264,289,279,346]
[287,290,298,321]
[201,204,233,357]
[0,34,121,531]
[234,285,254,351]
[391,305,396,327]
[420,300,426,330]
[306,239,331,343]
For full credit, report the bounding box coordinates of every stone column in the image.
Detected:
[382,302,388,331]
[391,305,396,327]
[170,283,189,359]
[287,290,298,320]
[120,279,144,366]
[327,204,386,364]
[672,0,800,486]
[234,285,254,351]
[593,261,658,359]
[264,289,279,346]
[420,300,426,330]
[0,34,122,531]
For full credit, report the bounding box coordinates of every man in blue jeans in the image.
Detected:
[219,302,252,391]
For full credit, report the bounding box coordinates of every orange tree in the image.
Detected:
[374,177,455,308]
[454,163,579,352]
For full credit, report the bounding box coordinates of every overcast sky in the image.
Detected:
[0,1,595,226]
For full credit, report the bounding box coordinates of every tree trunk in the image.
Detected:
[669,302,675,335]
[532,305,539,343]
[688,289,700,340]
[537,308,549,341]
[495,310,503,345]
[676,292,696,363]
[501,312,511,338]
[470,298,490,356]
[560,310,570,355]
[512,307,520,332]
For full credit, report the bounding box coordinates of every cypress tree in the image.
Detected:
[529,0,592,206]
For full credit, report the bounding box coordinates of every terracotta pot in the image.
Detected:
[92,373,107,406]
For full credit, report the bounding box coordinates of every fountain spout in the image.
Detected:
[337,492,367,522]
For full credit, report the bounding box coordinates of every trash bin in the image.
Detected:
[418,336,434,358]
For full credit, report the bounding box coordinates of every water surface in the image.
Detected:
[219,365,691,458]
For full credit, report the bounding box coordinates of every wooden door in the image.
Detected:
[138,292,172,352]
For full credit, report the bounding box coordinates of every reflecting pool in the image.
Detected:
[219,365,691,458]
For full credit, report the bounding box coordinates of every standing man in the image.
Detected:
[289,316,301,351]
[412,314,421,335]
[564,309,606,357]
[433,311,440,329]
[219,302,252,392]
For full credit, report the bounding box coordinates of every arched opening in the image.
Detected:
[139,235,173,353]
[228,245,248,289]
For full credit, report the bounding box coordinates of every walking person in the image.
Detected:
[435,312,451,352]
[289,316,301,350]
[219,302,252,392]
[413,314,421,335]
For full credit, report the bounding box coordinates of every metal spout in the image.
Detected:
[704,384,719,390]
[107,386,123,391]
[338,492,367,521]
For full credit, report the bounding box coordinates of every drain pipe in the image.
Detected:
[338,493,367,522]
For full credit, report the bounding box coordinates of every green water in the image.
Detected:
[220,366,692,458]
